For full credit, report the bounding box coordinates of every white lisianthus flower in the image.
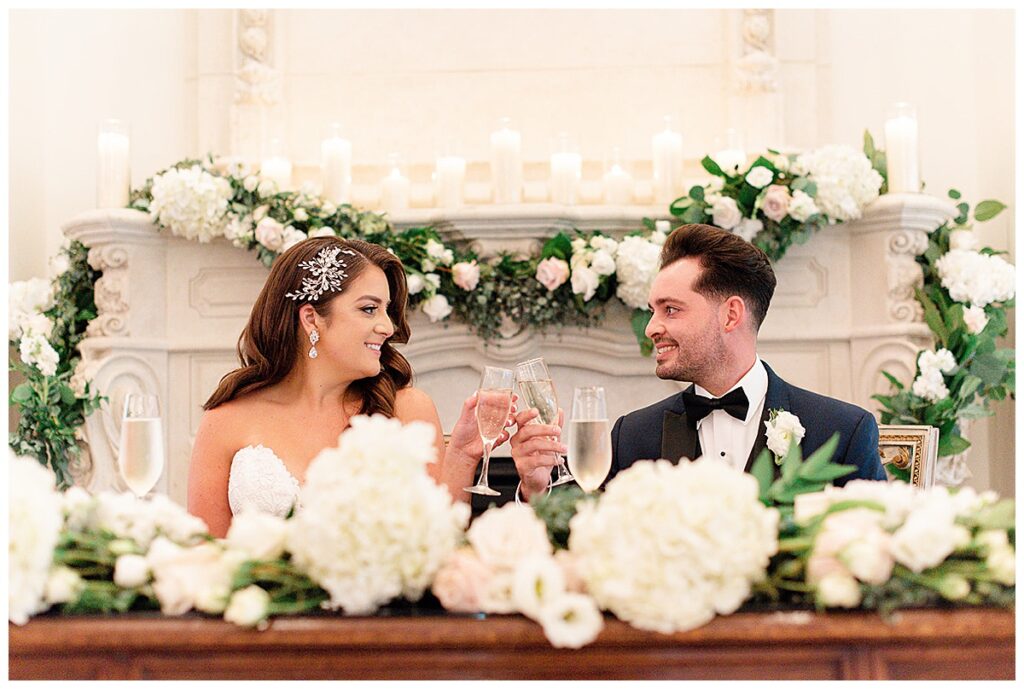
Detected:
[286,415,470,615]
[406,273,426,295]
[480,569,518,614]
[570,266,600,302]
[962,305,989,335]
[615,235,662,310]
[764,410,805,458]
[569,458,779,634]
[280,226,306,253]
[422,294,453,322]
[987,546,1016,586]
[44,566,84,605]
[292,207,309,222]
[535,257,571,291]
[226,511,289,561]
[224,585,271,628]
[787,189,820,222]
[734,217,763,242]
[307,226,335,238]
[538,593,604,649]
[452,261,481,291]
[243,175,259,192]
[512,555,566,621]
[19,332,60,376]
[467,504,553,570]
[815,572,862,608]
[709,195,742,230]
[254,217,285,252]
[589,250,617,277]
[9,452,64,625]
[744,165,774,189]
[149,164,233,242]
[114,554,151,588]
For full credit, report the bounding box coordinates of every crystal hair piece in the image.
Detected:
[285,246,358,302]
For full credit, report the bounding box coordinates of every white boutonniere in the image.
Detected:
[765,409,806,465]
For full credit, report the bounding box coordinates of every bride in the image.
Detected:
[187,236,512,537]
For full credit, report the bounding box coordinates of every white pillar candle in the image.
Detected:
[885,103,920,194]
[380,161,410,212]
[603,163,633,205]
[434,155,466,209]
[260,156,292,191]
[549,151,582,205]
[652,116,683,204]
[321,125,352,204]
[490,117,522,204]
[96,120,130,208]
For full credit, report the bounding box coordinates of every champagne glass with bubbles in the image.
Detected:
[118,393,165,497]
[465,366,515,496]
[515,357,575,486]
[567,386,612,493]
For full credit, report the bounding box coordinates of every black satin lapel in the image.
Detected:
[662,410,699,464]
[743,402,773,474]
[744,365,791,475]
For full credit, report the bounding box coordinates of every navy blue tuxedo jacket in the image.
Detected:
[608,363,887,485]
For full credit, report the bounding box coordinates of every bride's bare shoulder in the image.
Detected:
[394,386,440,422]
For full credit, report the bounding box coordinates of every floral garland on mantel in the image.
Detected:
[7,133,1015,486]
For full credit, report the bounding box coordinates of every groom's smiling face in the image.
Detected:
[644,257,728,385]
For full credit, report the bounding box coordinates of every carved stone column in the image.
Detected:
[847,193,956,412]
[731,9,784,152]
[230,9,281,162]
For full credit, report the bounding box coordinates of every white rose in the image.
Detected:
[320,202,337,217]
[948,229,977,251]
[425,239,454,266]
[962,305,989,335]
[815,572,862,608]
[425,273,442,291]
[765,411,805,457]
[744,165,774,189]
[432,548,493,613]
[838,533,894,585]
[254,217,285,252]
[788,189,820,222]
[452,261,481,291]
[223,585,271,628]
[709,196,742,231]
[243,175,259,192]
[734,217,763,242]
[113,554,151,588]
[257,179,277,198]
[589,235,619,257]
[226,511,288,561]
[538,593,604,649]
[757,185,792,223]
[307,226,335,238]
[589,250,617,277]
[467,504,552,570]
[280,226,306,253]
[654,220,671,234]
[292,207,309,222]
[535,257,571,291]
[421,294,452,323]
[890,510,970,573]
[44,566,84,605]
[406,273,426,295]
[570,266,600,302]
[252,204,269,222]
[512,555,566,621]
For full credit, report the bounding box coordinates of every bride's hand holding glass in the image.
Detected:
[509,406,567,499]
[446,391,517,466]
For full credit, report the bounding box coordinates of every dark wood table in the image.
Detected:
[9,607,1014,680]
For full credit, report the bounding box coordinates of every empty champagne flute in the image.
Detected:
[465,366,515,496]
[118,393,165,497]
[567,386,612,493]
[514,357,575,486]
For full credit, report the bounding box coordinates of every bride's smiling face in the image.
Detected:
[308,264,395,379]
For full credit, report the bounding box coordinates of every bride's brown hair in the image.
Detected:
[203,237,412,415]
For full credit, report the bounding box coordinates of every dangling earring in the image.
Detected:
[308,328,320,359]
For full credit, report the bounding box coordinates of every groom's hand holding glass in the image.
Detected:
[509,407,567,499]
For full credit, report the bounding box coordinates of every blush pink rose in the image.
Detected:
[760,184,791,223]
[452,260,481,291]
[431,548,494,613]
[535,257,571,291]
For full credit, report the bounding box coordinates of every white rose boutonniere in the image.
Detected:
[764,409,805,464]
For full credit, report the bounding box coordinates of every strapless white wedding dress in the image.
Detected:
[228,444,301,518]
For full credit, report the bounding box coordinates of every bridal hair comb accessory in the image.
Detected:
[286,246,358,302]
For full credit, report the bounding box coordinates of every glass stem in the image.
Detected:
[477,438,493,486]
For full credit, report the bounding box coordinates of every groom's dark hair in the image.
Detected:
[659,223,776,331]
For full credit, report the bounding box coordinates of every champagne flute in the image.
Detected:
[117,393,165,497]
[514,357,575,487]
[567,386,612,493]
[465,366,515,496]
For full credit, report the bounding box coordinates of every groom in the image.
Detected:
[511,223,886,497]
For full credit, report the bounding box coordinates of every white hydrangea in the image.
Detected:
[286,415,470,615]
[793,145,882,222]
[82,491,209,550]
[9,277,54,341]
[19,332,60,376]
[962,305,989,335]
[615,234,662,310]
[787,189,820,222]
[912,348,957,402]
[149,164,234,243]
[936,249,1016,308]
[569,458,779,633]
[9,451,63,624]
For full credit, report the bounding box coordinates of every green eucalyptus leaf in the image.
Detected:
[947,188,961,200]
[11,383,33,403]
[701,155,726,178]
[974,200,1007,222]
[938,433,971,457]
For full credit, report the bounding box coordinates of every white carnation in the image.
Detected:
[569,458,779,633]
[149,164,233,243]
[615,235,662,310]
[285,415,470,615]
[9,452,63,624]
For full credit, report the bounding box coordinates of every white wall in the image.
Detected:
[7,8,1015,492]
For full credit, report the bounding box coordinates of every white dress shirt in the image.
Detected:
[693,357,768,471]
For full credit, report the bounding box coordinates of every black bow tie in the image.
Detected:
[681,387,749,425]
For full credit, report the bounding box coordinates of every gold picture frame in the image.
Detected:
[877,424,938,488]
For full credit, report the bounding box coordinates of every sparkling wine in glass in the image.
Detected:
[567,386,612,493]
[515,357,574,487]
[118,393,165,497]
[465,366,515,496]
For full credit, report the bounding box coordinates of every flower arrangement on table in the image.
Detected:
[11,419,1014,647]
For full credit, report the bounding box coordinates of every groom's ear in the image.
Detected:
[721,295,746,333]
